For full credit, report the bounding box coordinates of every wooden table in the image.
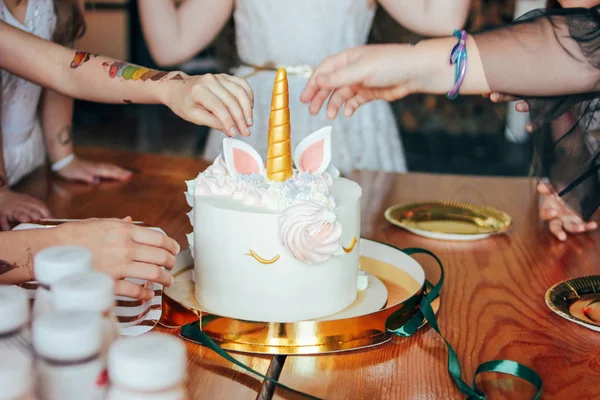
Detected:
[16,147,600,400]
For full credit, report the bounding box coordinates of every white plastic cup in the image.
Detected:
[33,311,106,400]
[107,333,188,400]
[32,246,93,318]
[0,347,35,400]
[52,271,119,358]
[0,285,32,359]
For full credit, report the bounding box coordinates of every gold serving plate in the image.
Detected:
[545,275,600,332]
[385,201,512,241]
[161,240,441,355]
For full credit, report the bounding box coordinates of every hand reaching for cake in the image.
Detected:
[55,217,180,300]
[300,41,488,119]
[301,45,417,119]
[162,73,254,137]
[0,22,253,137]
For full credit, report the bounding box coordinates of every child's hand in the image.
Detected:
[163,73,254,137]
[538,183,598,241]
[301,45,414,119]
[0,189,52,230]
[56,157,132,184]
[56,217,180,300]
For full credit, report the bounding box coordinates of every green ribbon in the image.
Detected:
[181,323,323,400]
[181,246,543,400]
[387,248,542,400]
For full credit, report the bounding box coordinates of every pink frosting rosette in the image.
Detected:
[278,200,342,264]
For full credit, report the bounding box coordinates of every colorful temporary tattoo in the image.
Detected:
[103,61,125,78]
[101,61,173,82]
[71,51,95,69]
[150,71,169,81]
[100,61,184,84]
[57,126,73,146]
[0,260,18,276]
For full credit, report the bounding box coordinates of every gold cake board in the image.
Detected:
[161,239,441,355]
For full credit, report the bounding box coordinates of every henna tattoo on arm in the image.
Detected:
[24,248,33,278]
[0,260,18,276]
[0,248,35,280]
[57,126,73,146]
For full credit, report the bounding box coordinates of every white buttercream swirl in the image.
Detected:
[188,153,336,212]
[278,200,342,264]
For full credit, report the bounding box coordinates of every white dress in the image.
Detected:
[202,0,407,175]
[0,0,56,186]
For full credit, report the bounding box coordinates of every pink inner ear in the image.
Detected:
[299,140,324,173]
[233,148,260,175]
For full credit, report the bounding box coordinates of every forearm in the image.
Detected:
[138,0,233,66]
[138,0,185,66]
[412,20,600,99]
[40,89,74,164]
[0,21,180,105]
[410,36,490,95]
[471,11,600,97]
[0,229,58,284]
[379,0,470,36]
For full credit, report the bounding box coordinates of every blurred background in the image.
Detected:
[74,0,547,176]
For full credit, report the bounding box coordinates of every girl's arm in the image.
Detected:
[0,228,57,284]
[378,0,471,36]
[0,218,181,300]
[300,38,489,118]
[39,0,129,183]
[0,20,253,137]
[0,21,166,105]
[138,0,234,67]
[39,89,132,183]
[302,8,600,117]
[471,10,600,97]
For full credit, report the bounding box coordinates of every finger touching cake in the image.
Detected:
[185,69,362,322]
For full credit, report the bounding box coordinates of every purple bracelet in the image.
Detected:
[446,30,468,100]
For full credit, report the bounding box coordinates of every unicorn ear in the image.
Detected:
[223,138,265,177]
[294,126,332,174]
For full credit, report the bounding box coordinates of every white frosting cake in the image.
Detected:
[185,127,362,322]
[185,69,362,322]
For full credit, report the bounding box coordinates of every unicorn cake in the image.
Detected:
[185,69,362,322]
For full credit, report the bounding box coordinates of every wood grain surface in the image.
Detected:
[273,171,600,400]
[16,150,600,399]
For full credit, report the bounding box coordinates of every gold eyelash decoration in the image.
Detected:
[246,249,280,264]
[343,237,357,253]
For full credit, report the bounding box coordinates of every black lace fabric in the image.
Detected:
[473,6,600,220]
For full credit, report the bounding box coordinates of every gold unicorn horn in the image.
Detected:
[266,68,292,181]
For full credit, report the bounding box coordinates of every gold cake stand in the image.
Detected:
[161,239,441,355]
